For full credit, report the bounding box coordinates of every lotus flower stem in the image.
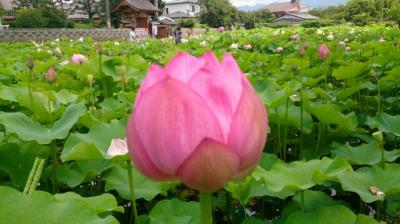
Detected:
[51,142,58,193]
[28,68,33,106]
[316,123,323,153]
[126,160,140,224]
[200,192,212,224]
[299,91,304,157]
[283,99,289,161]
[23,157,40,194]
[275,108,282,158]
[28,158,45,194]
[99,54,110,98]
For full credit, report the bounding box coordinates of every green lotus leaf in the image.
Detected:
[149,199,200,224]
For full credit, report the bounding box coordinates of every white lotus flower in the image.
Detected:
[200,40,207,47]
[107,138,128,156]
[326,34,334,40]
[60,60,69,66]
[276,47,283,53]
[230,43,239,49]
[79,37,84,42]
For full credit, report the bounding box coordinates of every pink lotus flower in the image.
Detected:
[243,44,252,50]
[107,138,128,156]
[276,47,283,53]
[71,54,87,64]
[290,34,300,41]
[219,26,225,32]
[126,52,268,192]
[318,44,330,60]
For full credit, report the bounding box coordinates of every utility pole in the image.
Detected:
[105,0,111,29]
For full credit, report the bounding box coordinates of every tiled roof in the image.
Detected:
[273,13,319,22]
[114,0,160,12]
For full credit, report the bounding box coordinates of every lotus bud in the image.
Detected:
[299,46,305,56]
[27,58,35,70]
[54,47,62,57]
[98,46,104,55]
[46,67,57,83]
[372,131,383,144]
[87,74,94,86]
[318,44,330,60]
[218,26,225,32]
[126,51,268,192]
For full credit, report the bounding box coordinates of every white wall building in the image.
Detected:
[164,0,200,18]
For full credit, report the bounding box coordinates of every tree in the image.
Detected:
[198,0,237,28]
[13,7,72,28]
[72,0,99,20]
[104,0,111,28]
[12,0,54,8]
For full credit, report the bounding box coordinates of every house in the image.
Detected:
[0,0,99,22]
[164,0,199,19]
[264,0,310,18]
[113,0,160,29]
[273,13,319,23]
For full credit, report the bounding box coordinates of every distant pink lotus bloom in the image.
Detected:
[318,44,330,60]
[243,44,252,50]
[379,37,385,43]
[290,34,300,41]
[276,47,283,53]
[71,54,87,64]
[126,51,268,192]
[107,139,128,156]
[219,26,225,32]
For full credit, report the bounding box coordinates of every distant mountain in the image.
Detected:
[238,4,267,12]
[237,0,348,12]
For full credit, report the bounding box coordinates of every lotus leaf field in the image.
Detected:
[0,25,400,224]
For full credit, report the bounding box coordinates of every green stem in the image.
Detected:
[283,99,289,161]
[28,158,45,194]
[200,192,213,224]
[48,91,53,125]
[51,142,58,193]
[99,54,109,98]
[28,69,33,106]
[127,160,140,224]
[301,190,305,211]
[23,157,40,194]
[275,108,282,159]
[300,91,304,158]
[377,79,381,115]
[316,123,323,154]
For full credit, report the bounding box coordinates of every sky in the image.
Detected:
[165,0,347,7]
[229,0,347,7]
